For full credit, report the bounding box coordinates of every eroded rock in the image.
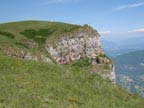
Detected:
[46,27,103,64]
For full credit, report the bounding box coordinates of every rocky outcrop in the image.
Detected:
[45,26,116,82]
[45,26,103,64]
[0,25,116,82]
[110,64,116,82]
[0,46,53,63]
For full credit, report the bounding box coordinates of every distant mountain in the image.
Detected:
[101,35,144,58]
[102,35,144,96]
[101,39,121,57]
[114,50,144,96]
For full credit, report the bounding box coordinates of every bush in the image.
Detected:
[37,29,54,36]
[0,31,15,39]
[72,57,91,68]
[103,64,110,69]
[99,53,106,57]
[20,29,49,46]
[20,29,36,39]
[96,56,100,64]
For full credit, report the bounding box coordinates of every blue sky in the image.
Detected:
[0,0,144,36]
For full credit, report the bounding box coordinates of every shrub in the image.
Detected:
[0,31,15,39]
[20,29,36,39]
[20,29,55,46]
[103,64,110,69]
[72,57,91,68]
[96,56,100,64]
[37,29,54,36]
[99,53,106,57]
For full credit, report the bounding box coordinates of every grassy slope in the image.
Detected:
[0,21,83,59]
[0,20,81,36]
[0,55,144,108]
[0,21,81,47]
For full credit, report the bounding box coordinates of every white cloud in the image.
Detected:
[99,31,112,35]
[100,28,144,36]
[115,2,144,11]
[129,28,144,33]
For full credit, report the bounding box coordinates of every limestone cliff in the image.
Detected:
[0,23,115,82]
[45,26,116,82]
[45,26,102,64]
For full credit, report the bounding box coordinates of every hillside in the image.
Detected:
[115,50,144,96]
[0,21,96,60]
[0,55,144,108]
[0,20,81,50]
[0,20,115,81]
[0,20,84,64]
[0,20,144,107]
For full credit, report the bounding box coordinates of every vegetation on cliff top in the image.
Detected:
[0,21,82,47]
[0,20,99,61]
[0,55,144,108]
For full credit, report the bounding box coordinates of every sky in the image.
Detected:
[0,0,144,36]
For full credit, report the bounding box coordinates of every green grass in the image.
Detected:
[0,20,81,47]
[0,55,144,108]
[71,57,91,68]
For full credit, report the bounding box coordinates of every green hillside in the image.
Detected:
[0,20,85,62]
[0,20,82,49]
[0,55,144,108]
[0,21,144,108]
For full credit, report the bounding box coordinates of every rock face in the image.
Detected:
[46,26,103,64]
[45,26,116,82]
[0,46,53,63]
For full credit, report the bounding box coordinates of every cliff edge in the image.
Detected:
[0,21,115,82]
[1,21,144,108]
